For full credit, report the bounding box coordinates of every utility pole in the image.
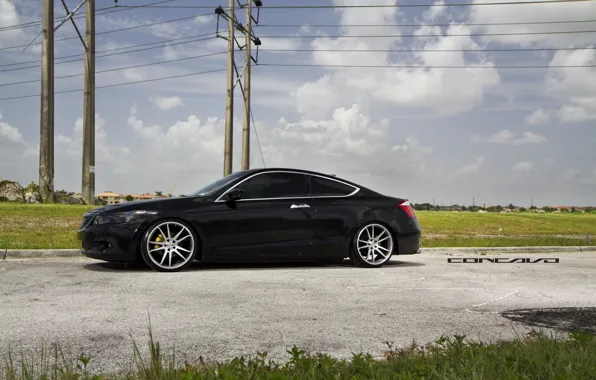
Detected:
[241,0,252,171]
[215,1,262,176]
[39,0,55,203]
[82,0,95,205]
[223,0,235,176]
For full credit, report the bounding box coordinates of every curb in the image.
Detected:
[2,246,595,260]
[2,249,82,260]
[420,246,596,255]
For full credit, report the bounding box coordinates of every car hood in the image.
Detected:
[87,196,209,215]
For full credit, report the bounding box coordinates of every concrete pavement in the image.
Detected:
[0,252,595,375]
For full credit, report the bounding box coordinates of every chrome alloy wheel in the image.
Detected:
[355,223,394,266]
[146,221,195,270]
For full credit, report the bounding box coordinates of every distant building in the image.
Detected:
[97,191,168,205]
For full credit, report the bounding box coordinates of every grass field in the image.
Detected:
[0,203,595,250]
[2,327,595,379]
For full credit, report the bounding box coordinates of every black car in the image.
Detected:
[78,168,421,272]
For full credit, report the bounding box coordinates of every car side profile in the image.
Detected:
[78,168,421,272]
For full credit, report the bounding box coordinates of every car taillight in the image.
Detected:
[399,200,416,218]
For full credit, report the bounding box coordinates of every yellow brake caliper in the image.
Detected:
[155,234,164,249]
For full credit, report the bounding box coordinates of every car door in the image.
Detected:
[306,174,361,253]
[206,171,316,259]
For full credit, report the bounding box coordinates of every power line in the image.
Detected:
[250,108,266,168]
[258,63,596,69]
[0,0,190,31]
[104,0,593,8]
[259,30,596,38]
[261,47,596,53]
[0,68,226,101]
[258,19,596,27]
[1,35,218,72]
[0,51,227,87]
[0,13,215,50]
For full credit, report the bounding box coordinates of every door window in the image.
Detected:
[310,175,357,197]
[238,172,307,200]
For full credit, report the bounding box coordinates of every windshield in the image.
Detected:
[189,171,246,197]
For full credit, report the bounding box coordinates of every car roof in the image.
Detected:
[234,167,373,192]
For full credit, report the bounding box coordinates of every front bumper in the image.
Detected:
[396,231,421,254]
[78,220,144,262]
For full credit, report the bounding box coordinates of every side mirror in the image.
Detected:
[226,188,243,201]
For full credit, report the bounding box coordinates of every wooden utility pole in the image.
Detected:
[241,1,252,171]
[223,0,235,176]
[82,0,95,205]
[39,0,55,203]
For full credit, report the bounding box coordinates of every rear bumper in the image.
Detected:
[396,231,421,255]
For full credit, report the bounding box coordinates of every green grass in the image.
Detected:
[2,326,595,379]
[0,203,595,250]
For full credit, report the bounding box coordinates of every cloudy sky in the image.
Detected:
[1,0,595,207]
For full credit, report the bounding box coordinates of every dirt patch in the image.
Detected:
[501,307,596,334]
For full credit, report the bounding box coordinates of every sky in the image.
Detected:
[0,0,595,207]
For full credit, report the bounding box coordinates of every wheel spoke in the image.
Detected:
[159,251,168,265]
[174,228,185,240]
[375,248,387,258]
[377,245,390,252]
[157,227,166,240]
[177,235,190,243]
[166,223,172,239]
[376,230,387,240]
[378,235,390,243]
[149,247,164,253]
[149,241,165,245]
[177,246,191,253]
[174,250,186,260]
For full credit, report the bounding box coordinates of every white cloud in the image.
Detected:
[469,0,596,48]
[561,168,580,181]
[151,96,185,111]
[513,161,534,172]
[0,114,25,144]
[291,0,501,118]
[525,108,552,125]
[455,157,484,175]
[472,129,546,145]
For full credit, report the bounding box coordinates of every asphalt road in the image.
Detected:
[1,252,595,375]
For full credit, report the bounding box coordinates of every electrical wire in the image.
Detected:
[102,0,593,9]
[257,19,596,28]
[0,68,226,101]
[250,108,266,168]
[0,51,227,87]
[259,30,596,38]
[260,47,596,53]
[1,35,218,72]
[0,12,215,50]
[0,0,191,31]
[258,63,596,69]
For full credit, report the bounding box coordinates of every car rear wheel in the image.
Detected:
[140,219,198,272]
[351,222,394,267]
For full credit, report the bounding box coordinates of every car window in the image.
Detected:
[238,172,307,199]
[310,175,356,197]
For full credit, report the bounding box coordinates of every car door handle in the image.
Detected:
[290,203,310,209]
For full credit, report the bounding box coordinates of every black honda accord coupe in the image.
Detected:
[78,168,421,272]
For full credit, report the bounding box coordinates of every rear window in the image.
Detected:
[310,176,357,197]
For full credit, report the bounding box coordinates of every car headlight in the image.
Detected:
[95,210,157,225]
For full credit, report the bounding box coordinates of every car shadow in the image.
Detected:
[83,258,425,273]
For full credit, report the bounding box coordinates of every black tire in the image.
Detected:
[140,218,199,272]
[350,222,395,268]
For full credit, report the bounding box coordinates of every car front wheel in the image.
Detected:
[351,222,394,267]
[140,219,198,272]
